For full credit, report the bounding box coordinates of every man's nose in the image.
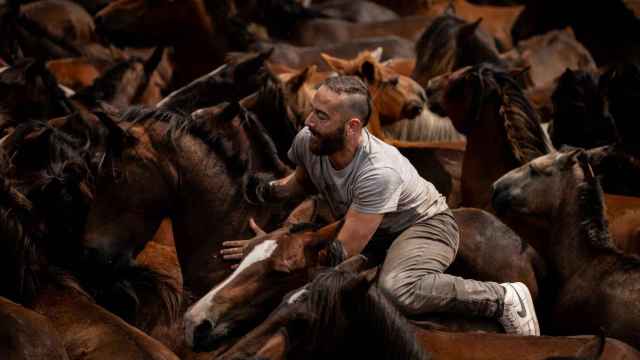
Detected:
[305,113,315,128]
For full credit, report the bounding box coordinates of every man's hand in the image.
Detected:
[244,173,276,205]
[221,218,266,268]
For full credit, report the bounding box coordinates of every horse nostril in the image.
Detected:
[193,320,213,346]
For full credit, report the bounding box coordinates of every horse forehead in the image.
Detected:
[243,240,279,268]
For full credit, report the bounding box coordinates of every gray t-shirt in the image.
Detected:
[288,127,448,236]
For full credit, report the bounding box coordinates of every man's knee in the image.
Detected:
[378,272,429,315]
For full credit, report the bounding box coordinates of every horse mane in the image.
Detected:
[300,269,429,360]
[574,155,640,269]
[476,63,551,163]
[72,58,145,107]
[415,13,503,80]
[250,71,297,168]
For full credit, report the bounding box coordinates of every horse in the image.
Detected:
[547,69,617,150]
[599,62,640,156]
[21,0,97,47]
[183,205,547,350]
[46,56,114,90]
[500,28,597,89]
[412,10,507,88]
[95,0,247,88]
[156,50,274,114]
[0,58,74,132]
[71,46,165,109]
[0,296,69,360]
[289,16,434,47]
[252,36,415,71]
[80,75,297,300]
[309,1,399,23]
[493,150,640,348]
[0,155,181,360]
[426,62,552,210]
[420,0,523,51]
[221,268,640,360]
[511,0,640,67]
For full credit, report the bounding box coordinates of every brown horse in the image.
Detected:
[46,56,113,90]
[426,63,552,209]
[252,36,415,71]
[95,0,245,88]
[422,0,523,50]
[71,46,165,109]
[184,205,547,350]
[600,62,640,156]
[156,50,274,114]
[0,296,69,360]
[81,75,296,299]
[412,9,507,88]
[511,0,640,67]
[222,268,640,360]
[492,149,640,348]
[500,28,597,89]
[0,58,74,132]
[290,16,434,46]
[547,69,617,150]
[309,1,399,23]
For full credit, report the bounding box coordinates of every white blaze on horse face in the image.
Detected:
[184,239,279,346]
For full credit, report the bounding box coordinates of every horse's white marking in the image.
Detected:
[156,63,228,108]
[287,287,308,304]
[184,239,278,346]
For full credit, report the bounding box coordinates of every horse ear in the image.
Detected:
[370,47,383,62]
[233,49,272,80]
[306,220,344,249]
[360,60,378,83]
[576,150,596,181]
[342,268,378,299]
[509,66,532,87]
[458,18,482,40]
[321,53,349,73]
[287,65,315,92]
[144,46,164,76]
[445,0,456,15]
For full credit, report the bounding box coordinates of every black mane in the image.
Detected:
[290,269,430,360]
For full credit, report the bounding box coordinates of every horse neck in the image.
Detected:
[169,6,229,88]
[346,289,427,360]
[150,123,282,296]
[549,178,610,282]
[462,102,519,208]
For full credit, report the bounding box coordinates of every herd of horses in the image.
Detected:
[2,0,640,359]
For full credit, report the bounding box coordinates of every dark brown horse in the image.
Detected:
[81,74,296,300]
[290,16,434,47]
[95,0,247,88]
[71,46,165,109]
[492,149,640,348]
[0,296,69,360]
[184,205,547,350]
[156,50,274,114]
[0,58,74,132]
[548,69,617,150]
[412,10,506,88]
[309,1,399,23]
[600,62,640,156]
[222,268,640,360]
[511,0,640,67]
[426,63,552,209]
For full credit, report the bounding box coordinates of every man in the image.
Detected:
[222,75,540,336]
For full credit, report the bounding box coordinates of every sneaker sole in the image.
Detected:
[510,282,540,336]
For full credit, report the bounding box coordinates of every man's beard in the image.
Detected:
[309,124,346,155]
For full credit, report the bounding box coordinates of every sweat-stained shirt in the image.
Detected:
[287,127,449,238]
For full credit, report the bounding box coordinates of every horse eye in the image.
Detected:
[388,77,399,86]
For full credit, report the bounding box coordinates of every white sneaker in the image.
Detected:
[498,282,540,336]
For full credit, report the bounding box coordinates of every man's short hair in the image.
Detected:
[320,75,372,126]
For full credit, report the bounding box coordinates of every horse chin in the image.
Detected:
[192,322,233,353]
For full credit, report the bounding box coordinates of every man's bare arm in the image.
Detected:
[336,207,384,258]
[269,166,314,201]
